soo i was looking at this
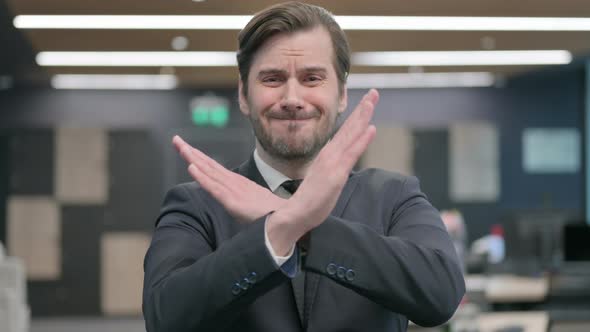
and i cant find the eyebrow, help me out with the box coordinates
[256,66,328,78]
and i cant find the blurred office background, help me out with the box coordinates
[0,0,589,331]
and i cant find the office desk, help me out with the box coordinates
[466,274,549,303]
[478,311,549,332]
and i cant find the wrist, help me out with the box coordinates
[266,209,306,256]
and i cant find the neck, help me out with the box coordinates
[256,141,314,180]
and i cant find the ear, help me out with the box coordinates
[337,85,348,114]
[238,79,250,116]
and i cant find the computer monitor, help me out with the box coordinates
[563,223,590,262]
[501,210,573,274]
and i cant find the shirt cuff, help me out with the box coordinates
[264,214,295,266]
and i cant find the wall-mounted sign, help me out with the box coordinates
[189,94,229,127]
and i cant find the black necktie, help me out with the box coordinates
[280,179,309,251]
[280,179,308,326]
[281,179,302,195]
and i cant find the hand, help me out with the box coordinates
[267,89,379,252]
[173,136,287,223]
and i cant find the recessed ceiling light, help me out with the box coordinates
[13,15,590,31]
[50,74,178,90]
[480,36,496,50]
[171,36,189,51]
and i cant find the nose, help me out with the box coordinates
[279,79,304,112]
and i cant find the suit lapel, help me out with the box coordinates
[236,154,270,190]
[331,172,360,219]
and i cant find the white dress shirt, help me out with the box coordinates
[253,149,296,266]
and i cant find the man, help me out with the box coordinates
[142,2,465,331]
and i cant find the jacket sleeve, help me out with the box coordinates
[304,175,465,327]
[142,183,293,332]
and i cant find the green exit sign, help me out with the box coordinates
[190,95,230,127]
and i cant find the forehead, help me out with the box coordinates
[250,26,335,71]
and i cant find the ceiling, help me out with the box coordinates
[5,0,590,88]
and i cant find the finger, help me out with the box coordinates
[331,91,376,151]
[365,88,379,106]
[188,163,233,205]
[343,89,377,145]
[189,148,250,193]
[328,93,369,149]
[174,139,237,200]
[337,91,371,134]
[173,135,201,165]
[174,135,243,185]
[174,136,244,193]
[341,89,377,136]
[172,135,193,158]
[342,125,377,167]
[173,136,215,170]
[173,136,208,166]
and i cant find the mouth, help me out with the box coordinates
[270,117,316,128]
[269,114,316,121]
[266,108,320,121]
[272,117,313,122]
[268,117,315,133]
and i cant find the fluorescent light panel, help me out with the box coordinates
[36,50,572,67]
[37,52,237,67]
[338,16,590,31]
[347,72,495,89]
[14,15,251,30]
[14,15,590,31]
[353,50,572,66]
[51,74,178,90]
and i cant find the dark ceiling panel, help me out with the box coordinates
[0,0,42,81]
[22,29,590,54]
[8,0,590,16]
[5,0,590,87]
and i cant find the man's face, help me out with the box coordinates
[239,26,347,162]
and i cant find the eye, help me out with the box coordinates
[261,76,284,86]
[303,75,324,86]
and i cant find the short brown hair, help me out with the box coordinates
[237,1,350,96]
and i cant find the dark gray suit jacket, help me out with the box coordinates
[143,156,465,332]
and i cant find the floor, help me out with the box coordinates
[31,317,146,332]
[29,317,590,332]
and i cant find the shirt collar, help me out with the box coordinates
[253,149,291,192]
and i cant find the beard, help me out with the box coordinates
[248,109,339,163]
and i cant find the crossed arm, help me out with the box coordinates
[143,89,465,331]
[173,89,380,255]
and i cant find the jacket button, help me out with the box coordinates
[336,266,346,279]
[345,269,356,282]
[231,283,241,295]
[326,263,337,276]
[247,272,258,284]
[239,278,250,290]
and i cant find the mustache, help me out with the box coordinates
[267,110,320,120]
